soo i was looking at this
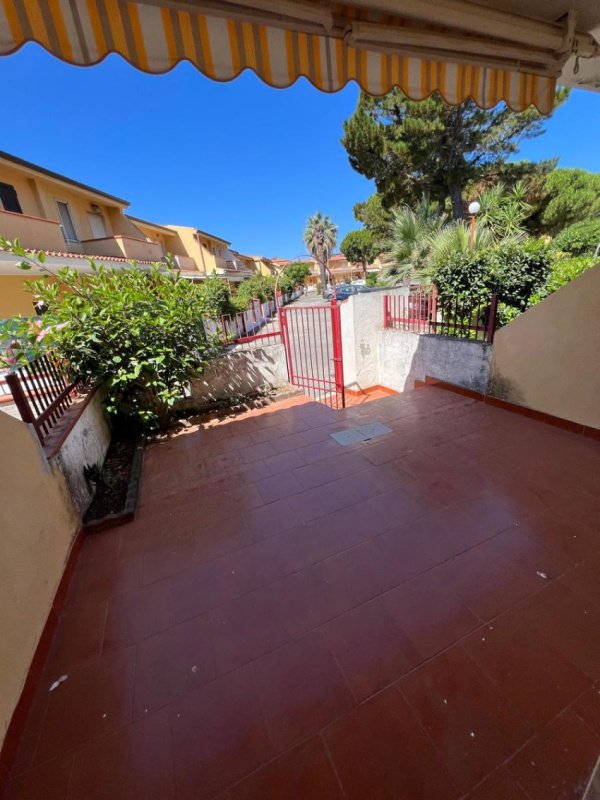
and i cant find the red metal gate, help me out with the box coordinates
[279,301,345,409]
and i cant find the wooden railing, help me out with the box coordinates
[5,354,78,445]
[384,286,499,343]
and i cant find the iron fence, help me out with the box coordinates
[384,287,498,343]
[5,354,78,444]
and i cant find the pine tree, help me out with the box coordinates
[341,89,567,219]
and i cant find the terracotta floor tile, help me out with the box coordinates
[169,555,248,624]
[464,769,529,800]
[520,582,600,680]
[292,451,371,490]
[322,595,421,701]
[67,708,173,800]
[439,528,552,621]
[277,541,396,638]
[103,580,174,651]
[4,754,73,800]
[572,682,600,735]
[507,711,600,800]
[383,569,480,660]
[210,585,291,675]
[255,471,303,504]
[230,737,343,800]
[171,665,272,800]
[285,472,382,524]
[252,631,353,752]
[324,688,459,800]
[7,387,600,799]
[399,647,532,794]
[462,612,591,728]
[45,596,107,674]
[134,614,214,716]
[35,648,137,765]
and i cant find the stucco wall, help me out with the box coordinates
[341,289,409,391]
[180,342,289,408]
[490,264,600,429]
[0,275,40,317]
[0,412,80,749]
[378,329,493,394]
[53,391,111,514]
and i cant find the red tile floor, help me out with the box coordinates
[5,385,600,799]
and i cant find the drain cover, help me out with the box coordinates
[330,422,392,446]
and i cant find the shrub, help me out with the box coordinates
[197,272,234,317]
[365,272,379,286]
[485,239,553,311]
[551,219,600,256]
[234,275,276,308]
[432,238,552,316]
[530,254,597,304]
[0,244,214,432]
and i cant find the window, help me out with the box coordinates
[57,201,79,243]
[0,182,22,214]
[87,211,107,239]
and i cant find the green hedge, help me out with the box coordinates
[551,219,600,256]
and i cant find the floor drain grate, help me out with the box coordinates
[330,422,392,446]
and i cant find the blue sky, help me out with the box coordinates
[1,44,599,257]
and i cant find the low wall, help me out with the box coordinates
[341,289,408,391]
[0,412,80,751]
[52,391,111,514]
[490,264,600,429]
[378,329,493,394]
[182,342,289,408]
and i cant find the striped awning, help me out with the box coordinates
[1,0,594,113]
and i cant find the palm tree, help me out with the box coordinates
[303,212,338,295]
[379,200,446,286]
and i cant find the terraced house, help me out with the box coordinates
[0,151,262,318]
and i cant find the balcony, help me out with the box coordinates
[79,235,164,262]
[0,209,65,252]
[172,254,197,271]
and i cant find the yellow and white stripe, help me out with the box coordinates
[0,0,557,112]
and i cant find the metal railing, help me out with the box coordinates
[384,286,498,343]
[5,354,78,444]
[203,289,303,350]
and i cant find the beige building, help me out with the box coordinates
[0,151,268,317]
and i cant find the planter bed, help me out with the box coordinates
[83,437,144,533]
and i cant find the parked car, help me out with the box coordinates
[324,284,358,301]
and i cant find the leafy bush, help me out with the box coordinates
[365,272,379,286]
[551,219,600,256]
[0,244,214,432]
[485,239,552,311]
[197,272,234,317]
[279,262,311,294]
[530,255,597,304]
[233,275,276,310]
[433,239,552,314]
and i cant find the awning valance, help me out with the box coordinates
[1,1,597,113]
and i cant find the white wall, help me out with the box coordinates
[53,392,111,514]
[341,289,409,390]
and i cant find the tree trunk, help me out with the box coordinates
[362,258,368,279]
[449,184,464,219]
[318,247,327,297]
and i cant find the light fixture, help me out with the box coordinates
[468,201,481,216]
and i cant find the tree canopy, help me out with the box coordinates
[532,168,600,234]
[340,229,381,276]
[303,212,337,291]
[341,89,567,219]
